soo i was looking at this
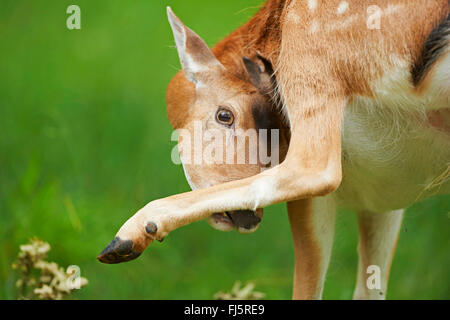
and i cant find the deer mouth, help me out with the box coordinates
[207,209,262,234]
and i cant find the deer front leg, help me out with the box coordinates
[97,91,344,264]
[353,209,404,300]
[98,6,346,264]
[288,197,335,300]
[98,98,345,262]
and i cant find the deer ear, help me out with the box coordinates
[167,7,224,85]
[242,55,275,95]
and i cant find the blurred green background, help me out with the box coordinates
[0,0,448,300]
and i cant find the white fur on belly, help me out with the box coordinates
[336,57,450,212]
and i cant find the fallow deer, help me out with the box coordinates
[98,0,450,299]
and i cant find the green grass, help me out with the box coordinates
[0,0,449,299]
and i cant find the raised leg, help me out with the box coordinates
[98,7,346,264]
[287,196,335,299]
[353,209,404,300]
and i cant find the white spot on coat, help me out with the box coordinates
[337,1,349,15]
[310,19,320,33]
[307,0,318,12]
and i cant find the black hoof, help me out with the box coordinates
[97,237,142,264]
[145,221,158,235]
[228,210,261,230]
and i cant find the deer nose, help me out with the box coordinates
[97,237,142,264]
[227,209,262,233]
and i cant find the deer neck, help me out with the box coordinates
[212,0,286,80]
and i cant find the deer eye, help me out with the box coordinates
[216,108,234,126]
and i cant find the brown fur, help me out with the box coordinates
[167,1,448,126]
[162,0,448,299]
[99,1,449,300]
[287,199,322,300]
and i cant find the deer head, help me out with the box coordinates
[165,7,289,234]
